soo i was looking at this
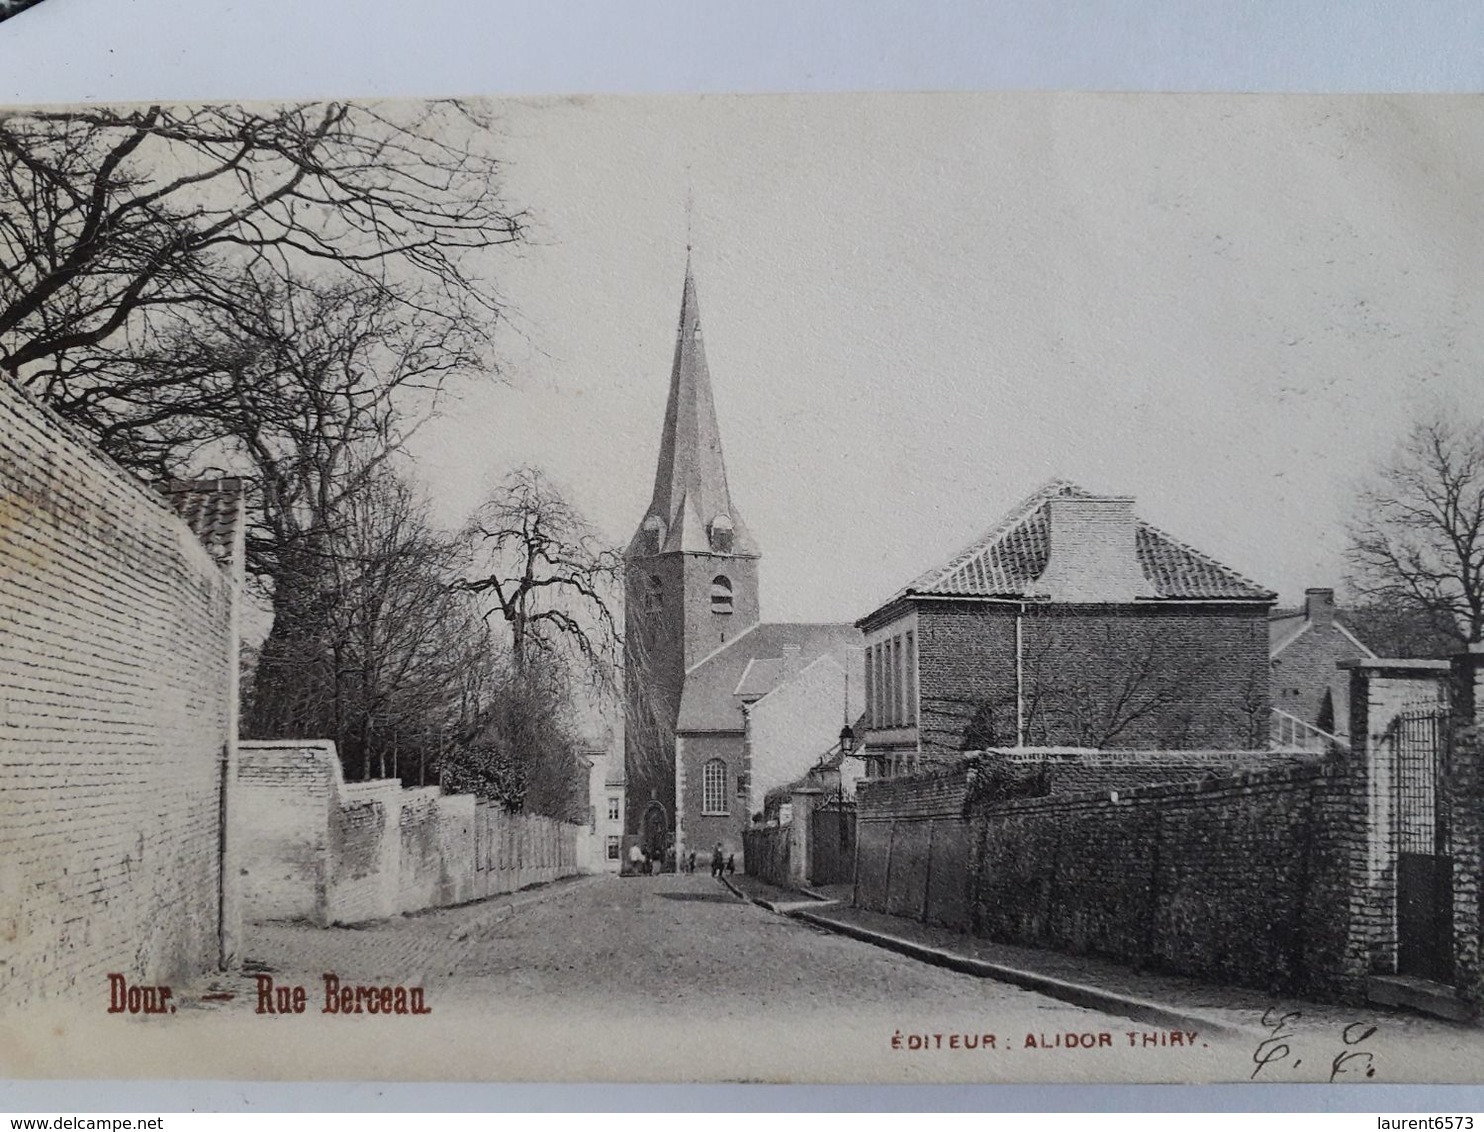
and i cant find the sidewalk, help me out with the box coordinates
[721,872,1472,1041]
[176,872,607,1015]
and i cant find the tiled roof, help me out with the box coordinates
[160,477,246,570]
[898,479,1272,603]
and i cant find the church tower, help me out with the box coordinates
[623,261,761,850]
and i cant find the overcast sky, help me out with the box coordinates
[406,92,1484,623]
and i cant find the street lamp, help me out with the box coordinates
[838,723,856,756]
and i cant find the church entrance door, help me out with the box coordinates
[641,802,669,862]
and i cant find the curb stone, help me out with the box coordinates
[720,873,834,913]
[772,901,1253,1039]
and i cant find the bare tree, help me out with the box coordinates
[246,467,491,782]
[620,583,685,802]
[440,467,623,819]
[134,273,489,735]
[1348,415,1484,646]
[1,99,523,439]
[460,466,623,682]
[1017,619,1212,749]
[1344,600,1461,659]
[135,272,474,579]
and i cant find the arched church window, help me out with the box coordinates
[642,514,666,554]
[703,758,729,815]
[709,514,734,553]
[644,574,663,613]
[710,575,733,615]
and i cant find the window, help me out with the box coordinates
[865,644,875,729]
[607,796,620,822]
[644,573,663,612]
[710,514,734,553]
[866,646,878,726]
[899,635,910,725]
[905,631,917,725]
[703,758,729,814]
[736,773,749,799]
[886,637,898,727]
[606,836,620,861]
[711,575,733,614]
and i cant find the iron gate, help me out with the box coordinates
[1390,704,1453,982]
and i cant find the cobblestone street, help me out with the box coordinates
[38,870,1477,1086]
[228,872,1120,1021]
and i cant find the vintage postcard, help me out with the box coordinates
[3,90,1484,1087]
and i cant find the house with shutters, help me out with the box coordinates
[622,260,860,866]
[855,479,1277,772]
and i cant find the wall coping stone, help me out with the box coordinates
[976,758,1334,817]
[1338,658,1451,672]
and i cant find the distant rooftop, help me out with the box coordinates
[160,477,246,570]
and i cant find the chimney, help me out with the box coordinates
[1033,496,1151,602]
[1305,587,1336,628]
[781,644,803,681]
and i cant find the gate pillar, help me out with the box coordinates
[1340,658,1452,983]
[1448,646,1484,1002]
[788,787,823,889]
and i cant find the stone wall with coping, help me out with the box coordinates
[238,741,582,925]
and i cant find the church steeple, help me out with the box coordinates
[629,261,759,559]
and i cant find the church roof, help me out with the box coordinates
[884,478,1273,607]
[628,261,758,559]
[734,657,785,700]
[677,622,861,734]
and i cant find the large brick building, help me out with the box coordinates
[622,263,858,865]
[856,480,1277,770]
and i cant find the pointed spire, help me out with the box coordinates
[629,261,758,558]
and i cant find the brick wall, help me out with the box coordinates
[914,602,1269,760]
[239,741,582,925]
[965,761,1356,998]
[915,605,1017,757]
[0,378,233,1004]
[853,752,1360,998]
[1449,651,1484,1003]
[677,731,746,863]
[237,742,334,920]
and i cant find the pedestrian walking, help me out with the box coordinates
[627,841,642,876]
[726,853,735,875]
[687,850,696,874]
[710,842,724,878]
